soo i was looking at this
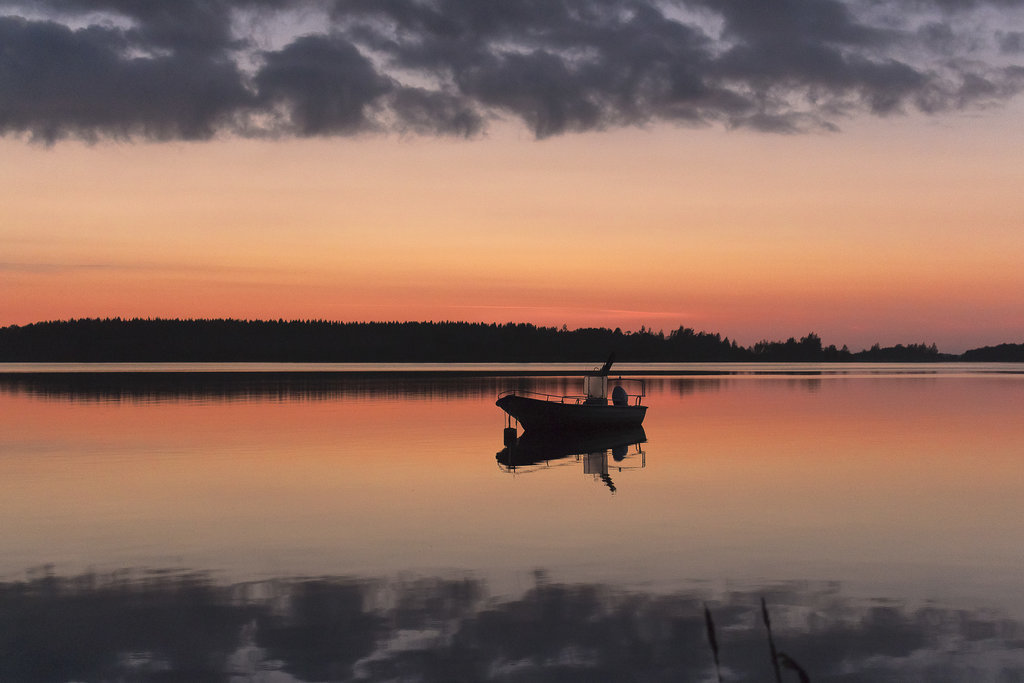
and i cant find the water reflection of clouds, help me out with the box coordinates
[3,569,1023,683]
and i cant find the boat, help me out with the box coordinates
[496,354,647,432]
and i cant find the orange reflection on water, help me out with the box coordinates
[640,376,1024,581]
[0,387,507,577]
[2,374,1023,600]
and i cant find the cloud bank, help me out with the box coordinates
[1,0,1023,142]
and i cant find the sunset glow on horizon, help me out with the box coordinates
[2,1,1024,353]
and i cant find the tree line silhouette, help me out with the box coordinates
[0,318,1014,362]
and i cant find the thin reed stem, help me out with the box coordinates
[762,597,783,683]
[704,604,723,683]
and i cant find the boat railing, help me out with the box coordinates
[497,389,590,405]
[498,378,646,406]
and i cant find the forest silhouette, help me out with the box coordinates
[0,318,1016,362]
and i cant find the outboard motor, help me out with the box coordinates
[611,385,628,406]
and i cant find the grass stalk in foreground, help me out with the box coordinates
[703,598,812,682]
[704,603,723,683]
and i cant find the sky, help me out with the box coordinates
[1,0,1023,353]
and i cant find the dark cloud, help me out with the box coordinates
[32,0,285,51]
[919,21,958,53]
[910,0,1024,11]
[1000,30,1024,52]
[387,86,485,136]
[0,16,253,142]
[0,0,1022,142]
[710,0,890,46]
[254,33,391,135]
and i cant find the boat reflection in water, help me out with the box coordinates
[496,426,647,492]
[494,356,648,491]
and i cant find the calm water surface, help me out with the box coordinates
[2,364,1024,682]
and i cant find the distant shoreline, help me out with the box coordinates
[1,318,1022,363]
[3,362,1024,377]
[6,362,1024,374]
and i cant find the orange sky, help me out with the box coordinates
[3,0,1024,354]
[2,105,1023,353]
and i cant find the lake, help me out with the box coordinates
[2,363,1023,682]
